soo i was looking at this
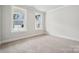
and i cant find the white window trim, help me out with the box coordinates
[35,12,43,30]
[11,6,27,33]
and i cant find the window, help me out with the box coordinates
[35,12,43,30]
[11,6,27,32]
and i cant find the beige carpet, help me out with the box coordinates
[0,35,79,53]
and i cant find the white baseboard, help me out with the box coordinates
[1,32,46,44]
[48,33,79,42]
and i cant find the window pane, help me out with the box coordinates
[12,6,27,32]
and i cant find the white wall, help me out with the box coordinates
[2,5,45,43]
[46,6,79,41]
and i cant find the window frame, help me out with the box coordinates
[11,6,27,33]
[35,12,43,30]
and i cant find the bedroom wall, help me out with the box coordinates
[46,6,79,41]
[2,5,45,43]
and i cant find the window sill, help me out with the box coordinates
[11,28,26,33]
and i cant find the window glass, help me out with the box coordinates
[35,12,43,30]
[11,6,27,32]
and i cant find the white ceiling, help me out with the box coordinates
[30,5,63,12]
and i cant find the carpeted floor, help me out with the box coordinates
[0,35,79,53]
